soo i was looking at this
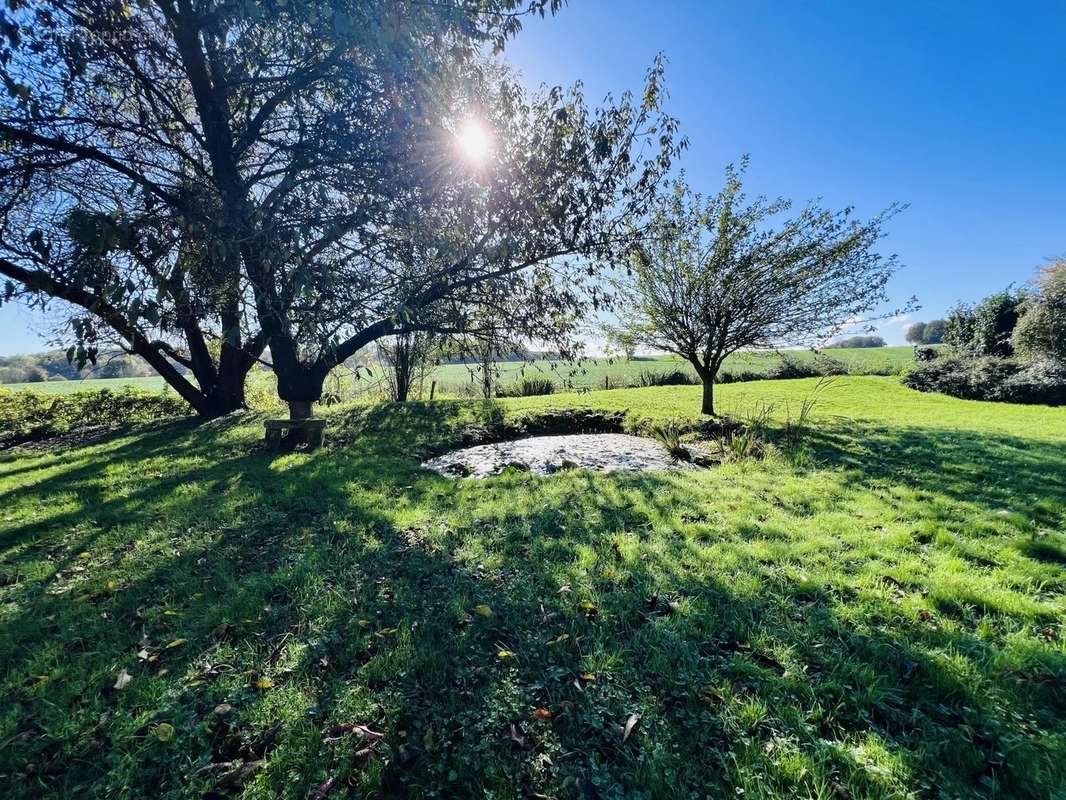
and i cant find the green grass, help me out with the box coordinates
[424,346,920,394]
[5,346,920,396]
[1,377,1064,798]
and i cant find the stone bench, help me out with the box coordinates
[264,418,326,450]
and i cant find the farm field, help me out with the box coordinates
[1,376,1063,798]
[4,345,922,396]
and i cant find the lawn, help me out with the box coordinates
[1,377,1063,798]
[4,346,921,396]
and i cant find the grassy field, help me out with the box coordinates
[1,377,1064,798]
[4,345,920,396]
[3,375,170,394]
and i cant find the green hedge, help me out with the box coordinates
[0,387,191,446]
[901,356,1066,405]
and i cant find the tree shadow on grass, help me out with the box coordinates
[0,406,1064,798]
[806,422,1066,526]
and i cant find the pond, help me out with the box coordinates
[423,433,698,478]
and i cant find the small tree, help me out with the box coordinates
[379,332,437,402]
[1014,260,1066,364]
[972,290,1023,357]
[943,303,977,353]
[616,163,905,415]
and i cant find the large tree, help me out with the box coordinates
[250,59,682,417]
[615,162,906,415]
[0,0,565,416]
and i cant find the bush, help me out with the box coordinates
[764,353,849,380]
[635,369,697,387]
[944,291,1023,357]
[1003,361,1066,405]
[1013,260,1066,364]
[913,346,939,362]
[501,376,557,397]
[765,354,821,380]
[901,356,1066,405]
[0,387,191,446]
[715,369,765,384]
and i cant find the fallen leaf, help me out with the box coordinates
[356,619,371,628]
[497,649,516,660]
[579,602,598,616]
[622,713,641,742]
[533,707,553,720]
[113,668,132,691]
[213,703,232,716]
[473,604,493,617]
[153,722,175,742]
[165,638,186,649]
[579,672,596,682]
[255,677,274,690]
[546,633,569,647]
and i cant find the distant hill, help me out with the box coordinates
[0,349,160,384]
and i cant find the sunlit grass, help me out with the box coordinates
[0,377,1063,798]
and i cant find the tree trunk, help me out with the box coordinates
[701,378,715,416]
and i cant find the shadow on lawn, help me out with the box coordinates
[806,421,1066,527]
[0,407,1064,798]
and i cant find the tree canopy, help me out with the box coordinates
[944,290,1023,358]
[0,0,598,416]
[905,319,945,345]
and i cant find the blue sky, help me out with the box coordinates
[1,0,1063,354]
[504,0,1066,343]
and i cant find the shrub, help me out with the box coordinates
[945,291,1024,357]
[502,376,557,397]
[0,387,191,446]
[763,353,847,380]
[245,371,285,412]
[901,356,1066,405]
[715,369,765,384]
[766,354,820,380]
[1003,361,1066,405]
[913,345,939,362]
[635,368,697,387]
[1013,260,1066,365]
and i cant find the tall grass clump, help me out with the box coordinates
[501,376,557,397]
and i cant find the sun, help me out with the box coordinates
[455,118,492,164]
